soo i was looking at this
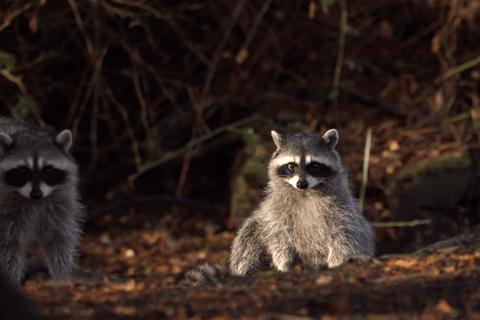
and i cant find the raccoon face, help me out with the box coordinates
[276,159,334,189]
[3,161,67,200]
[0,130,73,200]
[270,130,340,190]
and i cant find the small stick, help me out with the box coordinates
[371,219,433,228]
[359,127,372,211]
[128,114,262,183]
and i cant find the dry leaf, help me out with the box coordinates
[435,299,454,314]
[390,258,416,268]
[431,33,441,53]
[29,15,38,33]
[235,48,249,65]
[309,1,316,19]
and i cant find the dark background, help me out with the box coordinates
[1,0,480,317]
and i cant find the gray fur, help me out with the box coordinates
[0,133,14,155]
[0,119,83,284]
[229,130,375,275]
[178,263,229,286]
[54,130,73,152]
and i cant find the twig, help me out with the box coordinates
[109,0,210,65]
[0,69,26,94]
[103,82,143,170]
[128,114,262,183]
[341,83,411,115]
[131,59,154,155]
[331,2,348,120]
[434,54,480,86]
[201,0,247,101]
[63,71,89,128]
[90,0,102,168]
[0,1,35,33]
[359,127,372,211]
[415,53,480,104]
[67,0,94,58]
[119,42,177,102]
[84,195,218,230]
[71,46,108,140]
[235,0,273,64]
[176,86,200,197]
[371,219,433,228]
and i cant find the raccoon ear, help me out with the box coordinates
[55,130,73,152]
[0,133,14,155]
[271,131,284,148]
[322,129,339,149]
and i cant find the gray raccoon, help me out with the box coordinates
[178,263,229,286]
[0,119,83,284]
[180,130,375,285]
[229,129,375,276]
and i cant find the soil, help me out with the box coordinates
[20,226,480,320]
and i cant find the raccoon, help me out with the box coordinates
[180,129,375,285]
[0,270,49,320]
[0,119,83,284]
[178,262,229,287]
[229,129,375,275]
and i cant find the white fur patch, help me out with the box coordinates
[17,182,33,198]
[305,154,312,164]
[0,159,27,171]
[273,155,298,166]
[37,157,45,169]
[26,157,34,169]
[39,182,53,198]
[286,176,299,188]
[44,158,76,171]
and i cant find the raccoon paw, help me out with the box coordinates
[178,263,229,286]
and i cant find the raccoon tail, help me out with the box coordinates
[178,262,229,286]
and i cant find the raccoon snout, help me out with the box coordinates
[30,189,43,200]
[296,179,308,189]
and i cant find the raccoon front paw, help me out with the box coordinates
[230,260,254,276]
[45,251,75,276]
[274,260,292,272]
[278,264,292,272]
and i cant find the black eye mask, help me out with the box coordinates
[40,166,66,186]
[3,165,67,188]
[305,162,333,178]
[4,166,32,187]
[277,162,297,178]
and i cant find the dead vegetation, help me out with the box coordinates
[1,0,480,318]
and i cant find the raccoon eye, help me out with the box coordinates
[4,166,31,187]
[310,163,319,170]
[287,163,296,171]
[43,168,52,175]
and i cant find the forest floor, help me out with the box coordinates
[20,226,480,320]
[19,112,480,320]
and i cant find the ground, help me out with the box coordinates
[20,226,480,319]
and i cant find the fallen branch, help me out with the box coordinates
[84,195,218,230]
[371,218,433,228]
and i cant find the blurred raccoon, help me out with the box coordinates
[0,270,49,320]
[0,119,83,284]
[181,129,375,284]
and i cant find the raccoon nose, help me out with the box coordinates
[296,180,308,189]
[30,189,43,200]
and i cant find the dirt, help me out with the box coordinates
[20,225,480,320]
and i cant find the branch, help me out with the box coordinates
[128,114,262,183]
[371,219,433,228]
[84,195,218,230]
